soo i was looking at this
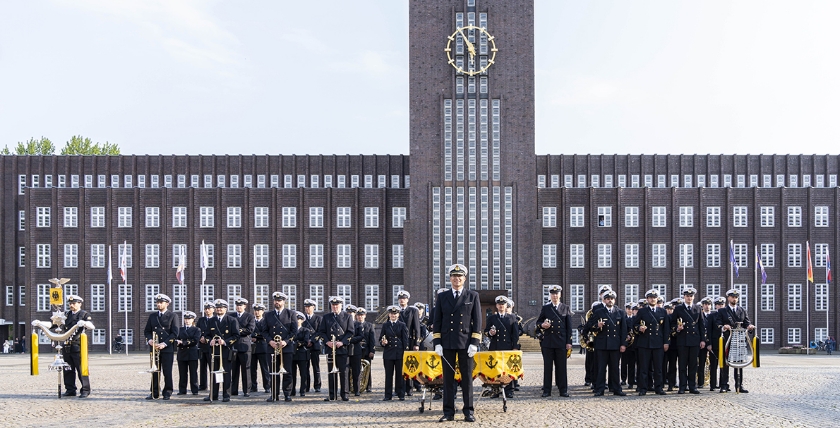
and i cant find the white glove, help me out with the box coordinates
[435,344,443,356]
[83,321,95,330]
[468,344,478,357]
[76,320,87,329]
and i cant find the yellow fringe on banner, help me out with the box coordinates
[80,332,89,377]
[718,336,724,369]
[30,332,39,376]
[752,336,760,368]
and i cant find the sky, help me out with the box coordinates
[1,0,838,156]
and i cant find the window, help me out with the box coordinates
[761,284,775,311]
[604,175,613,188]
[624,206,638,227]
[227,207,241,228]
[6,286,12,306]
[172,284,186,312]
[64,244,78,268]
[759,206,774,227]
[84,175,93,188]
[542,245,557,268]
[255,207,269,228]
[309,244,324,268]
[542,207,557,228]
[201,284,215,305]
[815,328,828,343]
[597,207,611,227]
[172,244,186,268]
[788,206,802,227]
[256,175,265,188]
[91,207,105,228]
[201,175,211,188]
[364,207,379,228]
[279,207,296,228]
[337,245,352,268]
[706,284,721,299]
[652,244,666,268]
[145,244,159,268]
[392,244,404,268]
[575,175,585,188]
[625,244,639,268]
[230,175,239,188]
[679,244,693,268]
[815,206,829,227]
[337,207,351,228]
[570,284,584,312]
[199,207,214,228]
[677,206,693,227]
[36,207,50,228]
[337,175,346,188]
[36,284,50,312]
[788,284,802,310]
[282,175,292,188]
[733,244,748,269]
[569,207,584,227]
[71,175,79,188]
[304,207,323,228]
[337,284,352,306]
[36,244,50,268]
[91,244,105,268]
[309,285,324,312]
[150,175,158,188]
[282,285,297,310]
[19,247,25,267]
[817,174,825,188]
[391,175,400,188]
[364,245,379,269]
[217,175,226,188]
[760,244,775,267]
[652,284,667,301]
[227,244,242,268]
[392,207,406,228]
[723,174,732,187]
[789,175,798,188]
[651,207,666,227]
[706,207,720,227]
[788,328,801,344]
[816,283,828,311]
[118,329,134,345]
[227,285,242,306]
[91,284,105,312]
[98,175,106,188]
[18,210,24,231]
[788,244,802,267]
[660,175,668,188]
[564,175,573,188]
[736,175,745,188]
[569,244,584,268]
[254,244,269,268]
[733,284,748,310]
[812,243,828,268]
[114,206,132,228]
[733,206,748,227]
[324,175,332,188]
[253,284,268,307]
[177,175,186,188]
[617,175,626,188]
[145,284,160,311]
[644,175,652,188]
[172,207,187,228]
[700,175,709,187]
[361,284,379,312]
[64,207,77,228]
[597,244,611,268]
[282,244,297,268]
[203,244,215,268]
[537,175,546,188]
[145,207,159,228]
[832,175,838,187]
[709,175,718,188]
[624,284,639,305]
[761,328,774,344]
[684,175,693,188]
[163,175,173,188]
[776,174,785,187]
[352,175,361,188]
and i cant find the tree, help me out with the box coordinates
[60,135,120,155]
[4,137,56,155]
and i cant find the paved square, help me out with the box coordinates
[1,352,836,427]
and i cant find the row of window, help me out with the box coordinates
[538,173,840,189]
[541,243,831,269]
[542,206,830,228]
[17,174,411,195]
[26,283,412,314]
[24,243,405,270]
[22,206,407,230]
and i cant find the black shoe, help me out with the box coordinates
[162,395,171,400]
[514,387,520,391]
[300,392,305,397]
[285,396,292,402]
[464,415,476,423]
[199,387,207,391]
[655,389,666,395]
[341,396,349,401]
[594,391,604,396]
[689,389,700,394]
[355,392,360,396]
[638,391,647,396]
[439,415,455,422]
[614,391,626,396]
[584,382,591,387]
[64,391,77,397]
[243,393,250,398]
[79,392,89,398]
[192,392,198,395]
[266,397,276,402]
[560,391,570,397]
[710,387,716,392]
[203,396,213,401]
[738,388,749,393]
[382,397,392,401]
[324,397,333,401]
[398,396,405,401]
[145,395,154,400]
[433,393,442,400]
[667,386,674,392]
[222,397,230,402]
[249,387,257,393]
[406,391,413,396]
[677,389,685,394]
[506,393,514,399]
[176,392,187,396]
[621,381,626,386]
[720,388,728,393]
[314,388,321,392]
[365,389,372,393]
[541,392,551,397]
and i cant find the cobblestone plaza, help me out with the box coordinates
[2,352,837,427]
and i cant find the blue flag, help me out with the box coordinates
[729,241,739,278]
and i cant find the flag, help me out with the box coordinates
[200,240,209,283]
[807,241,814,283]
[176,253,185,285]
[827,246,832,284]
[756,252,767,285]
[729,240,739,278]
[107,245,113,287]
[119,241,127,282]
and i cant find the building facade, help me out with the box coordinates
[2,0,838,350]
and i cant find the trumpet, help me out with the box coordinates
[142,332,162,399]
[208,335,225,402]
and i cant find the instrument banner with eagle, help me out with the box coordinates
[471,350,523,385]
[402,351,461,384]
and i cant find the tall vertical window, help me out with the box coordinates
[733,206,748,227]
[597,207,611,227]
[337,245,352,268]
[36,207,50,227]
[392,244,404,268]
[706,284,721,299]
[282,207,297,228]
[542,207,557,227]
[337,284,352,306]
[309,285,324,312]
[255,207,269,228]
[282,285,297,310]
[217,175,226,188]
[760,244,775,267]
[679,207,693,227]
[542,245,557,268]
[201,284,215,305]
[227,207,241,228]
[204,244,215,268]
[309,244,324,268]
[64,244,78,268]
[177,175,186,188]
[570,244,585,268]
[227,285,242,306]
[651,207,666,227]
[91,207,105,228]
[227,244,241,268]
[337,207,351,228]
[570,284,584,312]
[18,210,25,230]
[597,244,611,268]
[761,284,775,311]
[257,175,266,188]
[706,207,720,227]
[364,285,379,312]
[564,175,573,188]
[815,206,829,227]
[364,207,379,228]
[815,243,828,267]
[91,244,105,268]
[172,244,186,268]
[254,284,268,307]
[815,283,828,311]
[173,284,186,312]
[625,244,639,268]
[310,207,324,228]
[788,244,802,267]
[145,284,160,311]
[723,174,732,187]
[679,244,693,268]
[19,247,25,267]
[652,284,667,301]
[788,206,801,227]
[200,207,214,228]
[760,206,774,227]
[788,284,802,310]
[145,244,159,268]
[733,244,748,269]
[63,207,78,228]
[364,245,379,269]
[36,244,51,268]
[733,284,748,309]
[117,207,132,228]
[5,286,12,306]
[172,207,187,228]
[569,207,584,227]
[254,245,269,268]
[230,175,239,188]
[652,244,666,268]
[37,284,50,311]
[145,207,159,228]
[282,244,297,268]
[625,206,639,227]
[91,284,105,312]
[624,284,639,305]
[392,207,406,228]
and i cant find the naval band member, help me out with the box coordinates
[143,293,179,400]
[52,294,95,398]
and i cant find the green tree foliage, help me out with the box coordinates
[4,137,57,155]
[60,135,121,155]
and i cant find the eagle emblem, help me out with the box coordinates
[507,354,522,372]
[405,354,420,372]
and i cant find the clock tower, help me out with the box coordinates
[406,0,539,314]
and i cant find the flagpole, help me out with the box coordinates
[730,239,734,291]
[123,240,129,355]
[807,240,811,355]
[108,245,112,355]
[253,244,257,306]
[827,245,830,344]
[754,245,758,331]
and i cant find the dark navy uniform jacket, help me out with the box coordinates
[379,320,409,360]
[632,306,670,349]
[432,288,482,350]
[144,310,180,354]
[176,326,201,361]
[585,304,628,351]
[536,302,573,349]
[671,303,706,347]
[316,311,355,355]
[263,308,298,354]
[484,313,519,351]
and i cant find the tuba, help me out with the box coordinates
[723,325,755,369]
[359,359,371,392]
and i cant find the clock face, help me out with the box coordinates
[445,25,497,76]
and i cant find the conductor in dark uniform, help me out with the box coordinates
[671,288,706,394]
[585,289,627,396]
[536,285,573,397]
[316,296,355,401]
[716,289,754,393]
[230,297,255,397]
[264,291,298,402]
[379,305,409,401]
[202,299,239,402]
[432,264,482,423]
[143,293,179,400]
[484,295,519,398]
[52,295,94,398]
[175,311,201,395]
[632,289,670,396]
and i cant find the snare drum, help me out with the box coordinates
[403,351,463,384]
[472,350,524,385]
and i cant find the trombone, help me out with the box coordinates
[328,334,340,401]
[208,335,225,402]
[141,332,162,399]
[268,335,287,400]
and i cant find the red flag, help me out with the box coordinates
[807,241,814,283]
